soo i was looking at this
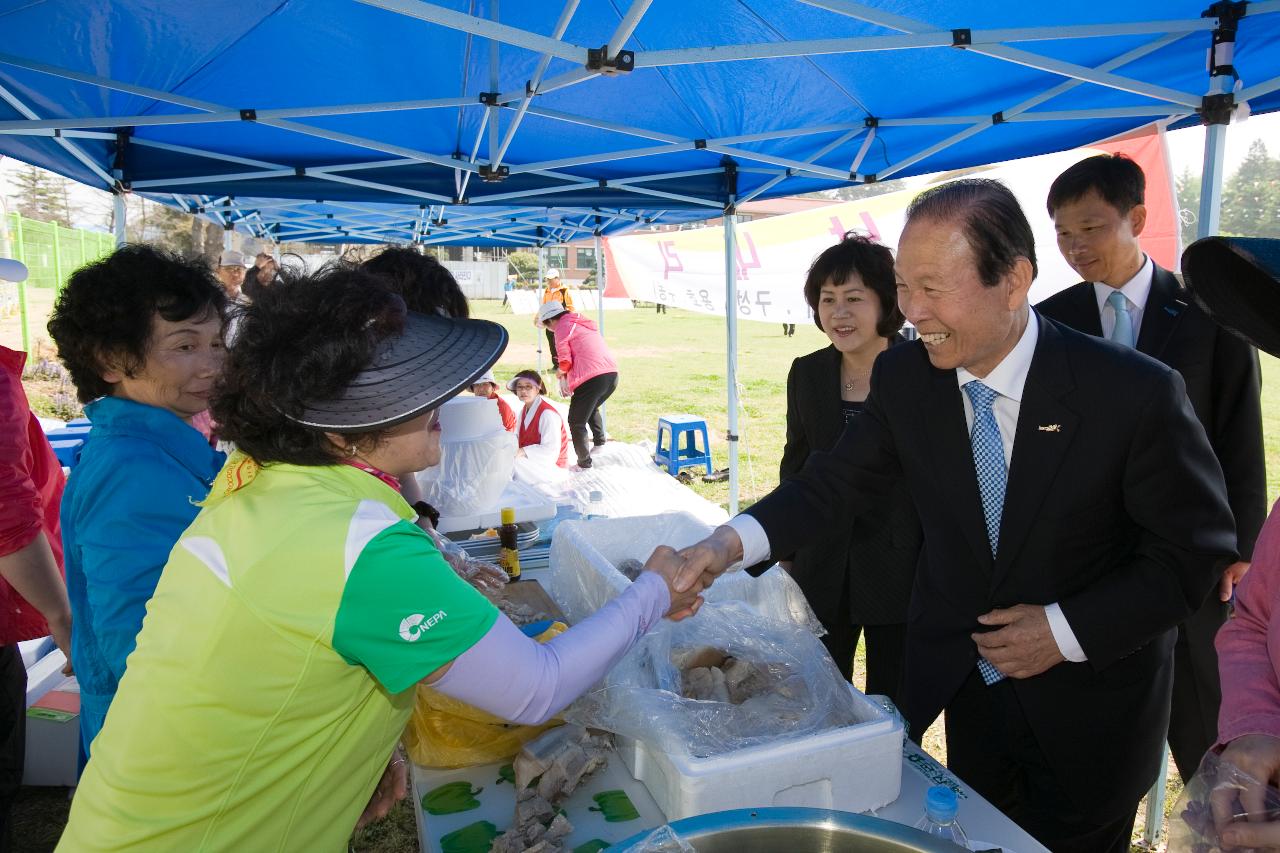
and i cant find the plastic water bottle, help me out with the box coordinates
[913,785,970,848]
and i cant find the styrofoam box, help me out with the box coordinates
[545,511,820,630]
[618,684,904,821]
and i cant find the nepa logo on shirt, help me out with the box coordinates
[399,610,447,642]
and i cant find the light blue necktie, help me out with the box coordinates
[1107,290,1135,348]
[964,380,1008,686]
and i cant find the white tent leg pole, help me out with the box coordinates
[222,226,233,250]
[112,192,126,246]
[536,245,545,374]
[594,231,606,433]
[1196,121,1228,239]
[724,211,739,516]
[1143,744,1171,846]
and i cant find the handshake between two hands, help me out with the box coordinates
[640,526,1066,681]
[639,525,746,621]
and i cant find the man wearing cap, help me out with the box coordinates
[1038,154,1265,783]
[540,269,574,371]
[0,257,73,847]
[215,249,248,301]
[470,370,516,433]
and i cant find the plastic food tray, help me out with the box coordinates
[447,521,540,559]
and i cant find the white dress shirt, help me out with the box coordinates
[729,310,1088,663]
[1092,254,1153,342]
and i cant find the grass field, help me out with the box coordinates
[11,296,1280,851]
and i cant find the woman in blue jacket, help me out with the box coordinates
[48,245,227,763]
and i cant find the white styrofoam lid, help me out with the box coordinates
[437,395,504,442]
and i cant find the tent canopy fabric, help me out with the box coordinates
[156,196,709,246]
[2,0,1278,244]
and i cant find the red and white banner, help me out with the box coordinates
[604,126,1180,324]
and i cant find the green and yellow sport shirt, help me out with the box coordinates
[58,458,497,852]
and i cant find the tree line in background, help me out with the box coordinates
[1176,139,1280,244]
[4,162,342,264]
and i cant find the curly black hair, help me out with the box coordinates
[803,232,903,338]
[47,244,227,403]
[359,246,469,319]
[210,262,407,465]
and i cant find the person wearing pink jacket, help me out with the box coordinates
[537,301,619,469]
[1183,235,1280,850]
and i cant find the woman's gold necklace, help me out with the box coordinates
[843,372,869,392]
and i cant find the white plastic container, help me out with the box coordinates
[433,479,558,534]
[618,684,904,821]
[545,511,822,632]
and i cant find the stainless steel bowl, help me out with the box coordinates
[612,807,970,852]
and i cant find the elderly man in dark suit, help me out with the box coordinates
[672,179,1236,853]
[1037,154,1265,784]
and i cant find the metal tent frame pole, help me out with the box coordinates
[536,244,545,374]
[1197,119,1230,239]
[112,192,127,246]
[594,229,607,433]
[724,209,739,516]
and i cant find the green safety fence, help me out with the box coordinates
[3,213,115,352]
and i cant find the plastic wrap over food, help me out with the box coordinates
[564,602,862,758]
[545,511,824,636]
[417,429,516,516]
[1168,749,1280,852]
[622,825,695,852]
[421,524,508,594]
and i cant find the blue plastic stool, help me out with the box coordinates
[66,417,93,428]
[654,415,713,477]
[49,438,85,469]
[45,426,91,441]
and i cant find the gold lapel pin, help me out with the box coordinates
[1038,424,1061,433]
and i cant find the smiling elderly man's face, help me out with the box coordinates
[894,216,1031,379]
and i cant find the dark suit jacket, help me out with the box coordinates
[780,340,922,625]
[1037,264,1265,560]
[745,315,1236,815]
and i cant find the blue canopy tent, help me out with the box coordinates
[2,0,1279,519]
[3,5,1279,835]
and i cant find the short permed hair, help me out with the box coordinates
[802,232,903,338]
[210,263,406,465]
[360,246,469,319]
[1046,154,1145,217]
[906,179,1038,288]
[47,244,227,403]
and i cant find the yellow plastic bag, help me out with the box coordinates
[403,621,567,768]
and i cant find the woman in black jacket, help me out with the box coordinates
[779,233,922,700]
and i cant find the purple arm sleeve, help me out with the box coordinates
[431,571,670,725]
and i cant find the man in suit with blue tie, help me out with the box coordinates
[671,179,1236,853]
[1037,154,1265,785]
